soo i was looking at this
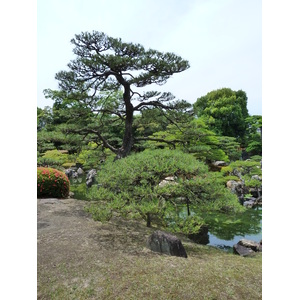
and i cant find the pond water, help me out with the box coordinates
[70,177,262,252]
[178,205,262,252]
[208,210,262,250]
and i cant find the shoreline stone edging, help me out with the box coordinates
[233,239,262,257]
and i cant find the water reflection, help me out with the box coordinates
[178,205,262,248]
[188,225,209,244]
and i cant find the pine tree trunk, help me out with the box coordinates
[146,213,151,227]
[114,78,134,160]
[186,198,191,216]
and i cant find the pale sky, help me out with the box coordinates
[37,0,262,115]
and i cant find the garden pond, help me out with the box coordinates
[70,178,262,252]
[178,205,262,252]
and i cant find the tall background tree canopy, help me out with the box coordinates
[193,88,249,144]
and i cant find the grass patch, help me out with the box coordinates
[38,250,261,300]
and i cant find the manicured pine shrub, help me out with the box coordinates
[37,167,70,198]
[85,149,244,232]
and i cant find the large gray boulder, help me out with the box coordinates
[147,230,187,258]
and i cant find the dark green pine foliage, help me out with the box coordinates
[44,31,190,159]
[85,149,244,233]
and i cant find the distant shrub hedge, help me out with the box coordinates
[37,167,70,198]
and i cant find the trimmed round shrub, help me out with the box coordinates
[37,167,70,198]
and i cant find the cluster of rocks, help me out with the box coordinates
[65,167,85,179]
[65,167,98,188]
[226,176,262,208]
[233,239,262,257]
[211,160,262,208]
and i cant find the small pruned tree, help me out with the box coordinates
[44,31,190,160]
[85,149,243,233]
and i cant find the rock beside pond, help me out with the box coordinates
[77,167,84,175]
[243,196,262,208]
[65,168,74,178]
[243,197,256,208]
[233,239,262,256]
[86,169,97,187]
[226,180,246,200]
[65,167,84,179]
[226,179,262,206]
[147,230,187,258]
[233,244,255,257]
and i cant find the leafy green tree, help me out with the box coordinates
[193,88,249,143]
[245,115,262,156]
[85,149,243,233]
[37,106,53,131]
[217,135,241,161]
[44,31,190,159]
[37,104,85,154]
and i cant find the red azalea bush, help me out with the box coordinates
[37,167,70,198]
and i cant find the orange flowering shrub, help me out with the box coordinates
[37,167,70,198]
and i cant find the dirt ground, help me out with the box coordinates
[37,198,157,299]
[37,198,154,257]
